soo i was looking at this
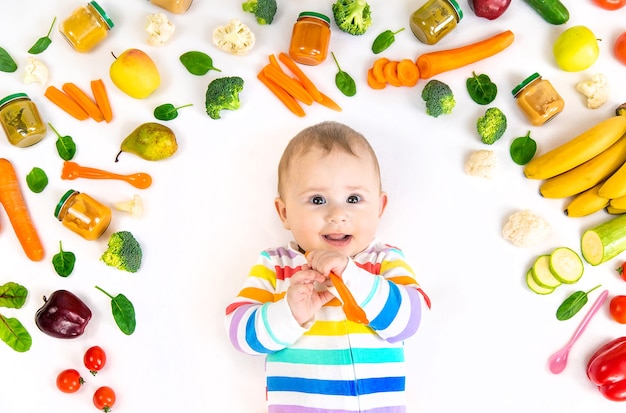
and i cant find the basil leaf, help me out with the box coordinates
[49,123,76,160]
[95,286,136,335]
[371,28,405,54]
[52,241,76,277]
[0,47,17,72]
[0,282,28,309]
[466,72,498,105]
[26,167,48,193]
[510,131,537,165]
[0,314,32,352]
[154,103,193,121]
[28,17,56,54]
[180,51,221,76]
[331,52,356,97]
[556,284,601,321]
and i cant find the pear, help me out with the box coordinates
[115,122,178,162]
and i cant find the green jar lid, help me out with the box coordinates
[89,1,114,29]
[298,11,331,25]
[0,92,28,108]
[55,189,78,219]
[512,72,541,97]
[446,0,463,21]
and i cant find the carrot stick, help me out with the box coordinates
[396,59,420,87]
[262,64,314,105]
[268,53,281,70]
[62,82,104,122]
[371,57,389,84]
[416,30,515,79]
[90,79,113,122]
[0,158,44,261]
[382,60,402,87]
[367,68,387,89]
[257,71,306,117]
[317,92,342,112]
[44,85,89,120]
[277,52,323,102]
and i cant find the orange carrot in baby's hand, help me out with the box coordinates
[0,158,45,261]
[44,85,89,120]
[91,79,113,122]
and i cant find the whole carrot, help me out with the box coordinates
[0,158,45,261]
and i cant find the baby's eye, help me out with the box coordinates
[346,195,361,204]
[311,195,326,205]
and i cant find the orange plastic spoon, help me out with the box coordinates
[61,161,152,189]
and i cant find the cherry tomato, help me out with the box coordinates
[615,32,626,66]
[609,295,626,324]
[592,0,626,9]
[84,345,107,376]
[617,261,626,282]
[93,386,116,412]
[56,368,84,393]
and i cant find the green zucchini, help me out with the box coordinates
[526,269,556,295]
[523,0,570,25]
[549,247,584,284]
[581,214,626,265]
[531,254,562,289]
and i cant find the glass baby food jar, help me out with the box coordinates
[409,0,463,45]
[288,11,331,65]
[512,73,565,126]
[148,0,193,13]
[59,1,114,53]
[55,190,112,241]
[0,93,47,147]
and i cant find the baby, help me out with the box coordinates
[225,121,429,412]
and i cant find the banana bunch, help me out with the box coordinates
[524,114,626,217]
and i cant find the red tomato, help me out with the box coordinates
[84,346,107,376]
[93,386,116,412]
[615,32,626,66]
[56,369,84,393]
[610,295,626,324]
[592,0,626,9]
[617,261,626,281]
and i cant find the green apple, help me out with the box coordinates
[110,48,161,99]
[553,26,599,72]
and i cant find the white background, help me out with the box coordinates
[0,0,625,412]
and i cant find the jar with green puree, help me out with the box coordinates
[0,93,47,147]
[410,0,463,45]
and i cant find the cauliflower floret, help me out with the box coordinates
[502,209,551,247]
[465,149,496,179]
[212,19,255,56]
[145,13,175,46]
[23,57,48,85]
[113,194,143,219]
[576,74,609,109]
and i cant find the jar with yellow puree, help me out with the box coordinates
[55,190,112,241]
[59,1,114,53]
[512,73,564,126]
[148,0,193,13]
[0,93,46,147]
[289,11,331,65]
[410,0,463,45]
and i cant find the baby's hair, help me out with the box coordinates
[277,121,381,196]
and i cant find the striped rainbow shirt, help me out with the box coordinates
[225,241,429,413]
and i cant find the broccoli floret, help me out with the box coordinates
[242,0,277,25]
[205,76,244,120]
[101,231,142,273]
[332,0,372,36]
[421,79,455,117]
[477,107,508,145]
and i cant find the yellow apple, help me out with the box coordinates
[553,26,599,72]
[109,48,160,99]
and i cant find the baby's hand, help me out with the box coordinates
[286,267,334,326]
[306,250,349,278]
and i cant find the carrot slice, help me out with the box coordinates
[90,79,113,122]
[397,59,420,87]
[367,68,387,89]
[383,60,402,87]
[62,82,104,122]
[44,86,89,120]
[277,52,324,102]
[262,64,314,106]
[268,53,281,70]
[416,30,515,79]
[257,71,305,117]
[317,92,342,112]
[0,158,44,261]
[371,57,389,84]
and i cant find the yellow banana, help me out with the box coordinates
[610,194,626,209]
[563,182,610,217]
[539,134,626,198]
[598,160,626,199]
[524,115,626,180]
[606,205,626,215]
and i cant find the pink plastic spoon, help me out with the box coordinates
[547,289,608,374]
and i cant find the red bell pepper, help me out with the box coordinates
[587,336,626,401]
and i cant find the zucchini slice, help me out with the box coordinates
[531,255,562,289]
[526,269,556,295]
[549,247,584,284]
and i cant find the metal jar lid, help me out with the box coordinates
[0,93,29,108]
[512,72,542,97]
[297,11,331,25]
[55,189,79,219]
[89,1,115,29]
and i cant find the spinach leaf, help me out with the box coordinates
[49,123,76,161]
[0,314,32,352]
[556,284,601,321]
[52,241,76,277]
[0,282,28,309]
[179,51,221,76]
[95,286,136,335]
[331,52,356,97]
[466,72,498,105]
[510,131,537,165]
[371,28,405,54]
[154,103,193,121]
[0,47,17,72]
[26,167,48,193]
[28,17,56,54]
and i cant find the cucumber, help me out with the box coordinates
[549,247,584,283]
[526,269,556,295]
[581,214,626,265]
[531,254,562,289]
[523,0,569,25]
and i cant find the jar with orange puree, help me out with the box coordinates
[55,190,112,241]
[512,73,564,126]
[148,0,193,14]
[289,11,331,65]
[410,0,463,45]
[59,1,114,52]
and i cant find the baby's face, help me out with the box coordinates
[275,146,387,257]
